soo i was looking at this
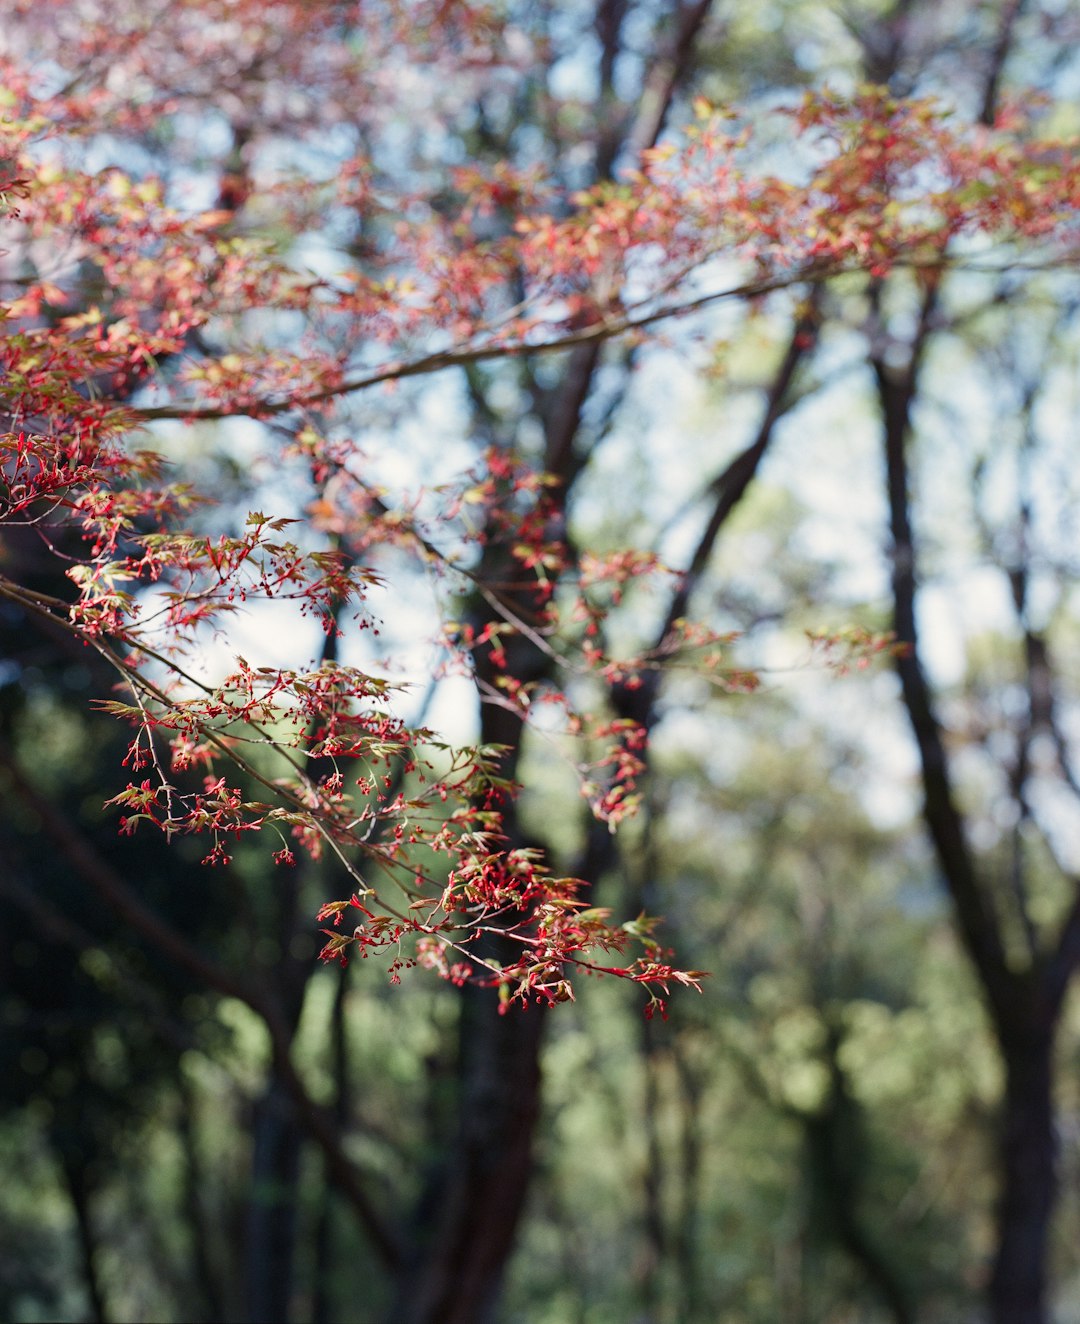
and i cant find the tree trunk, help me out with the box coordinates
[244,1078,303,1324]
[990,1026,1056,1324]
[389,530,553,1324]
[58,1152,109,1324]
[391,980,545,1324]
[802,1033,915,1324]
[176,1072,227,1323]
[242,841,318,1322]
[876,285,1064,1321]
[313,961,351,1324]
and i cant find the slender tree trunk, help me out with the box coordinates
[638,1017,667,1316]
[244,1078,303,1324]
[990,1026,1056,1324]
[879,288,1068,1324]
[391,981,546,1324]
[176,1073,227,1323]
[243,812,322,1322]
[673,1043,704,1321]
[58,1153,109,1324]
[312,961,350,1324]
[801,1034,915,1324]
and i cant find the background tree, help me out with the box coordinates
[2,2,1080,1323]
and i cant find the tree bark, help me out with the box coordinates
[877,283,1066,1324]
[242,863,317,1324]
[990,1028,1056,1324]
[243,1078,303,1324]
[802,1033,915,1324]
[313,961,351,1324]
[392,579,550,1323]
[58,1152,110,1324]
[176,1072,227,1323]
[392,984,545,1324]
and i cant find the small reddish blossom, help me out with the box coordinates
[3,42,1074,1017]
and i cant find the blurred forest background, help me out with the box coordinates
[3,1,1080,1322]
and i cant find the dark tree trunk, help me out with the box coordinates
[802,1037,915,1324]
[391,983,545,1324]
[392,598,549,1324]
[390,8,723,1316]
[176,1073,227,1323]
[878,276,1071,1324]
[243,878,312,1324]
[313,961,351,1324]
[243,1078,303,1324]
[58,1153,109,1324]
[990,1027,1056,1324]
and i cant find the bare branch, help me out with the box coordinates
[874,284,1017,1028]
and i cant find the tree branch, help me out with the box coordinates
[610,289,820,731]
[625,0,718,161]
[131,262,838,425]
[980,0,1028,128]
[874,287,1017,1029]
